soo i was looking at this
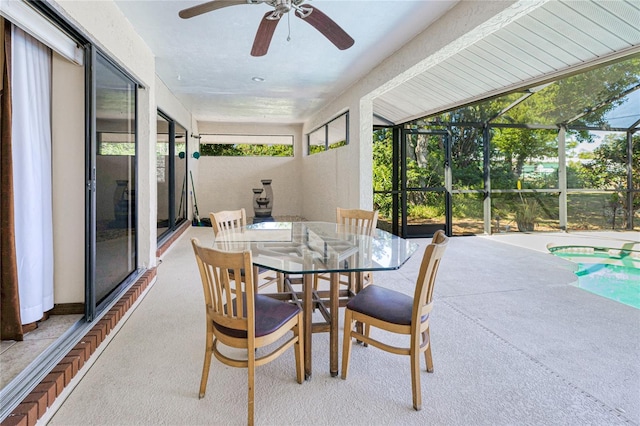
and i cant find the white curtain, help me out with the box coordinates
[11,26,54,324]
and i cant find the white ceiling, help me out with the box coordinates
[113,0,640,127]
[113,0,459,124]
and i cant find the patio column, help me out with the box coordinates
[483,124,491,234]
[627,130,634,230]
[558,126,567,230]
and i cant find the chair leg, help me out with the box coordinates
[294,313,304,384]
[423,329,434,373]
[362,323,370,347]
[277,273,285,293]
[248,342,255,426]
[410,332,422,411]
[199,329,213,398]
[252,266,260,294]
[341,309,354,380]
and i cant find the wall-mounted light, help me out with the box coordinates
[178,151,200,159]
[189,134,201,159]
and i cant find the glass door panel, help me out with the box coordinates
[93,53,137,306]
[156,113,170,238]
[174,123,187,225]
[157,113,187,243]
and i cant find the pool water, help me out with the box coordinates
[574,263,640,309]
[548,245,640,309]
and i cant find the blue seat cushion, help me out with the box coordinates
[346,285,426,325]
[215,294,300,338]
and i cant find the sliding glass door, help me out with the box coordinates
[156,111,187,242]
[87,51,138,319]
[174,123,187,227]
[157,114,171,237]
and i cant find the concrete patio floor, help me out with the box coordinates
[46,228,639,425]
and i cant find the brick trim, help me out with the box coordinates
[156,220,190,258]
[1,269,157,426]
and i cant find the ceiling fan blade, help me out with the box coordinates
[251,13,280,57]
[295,6,354,50]
[179,0,247,19]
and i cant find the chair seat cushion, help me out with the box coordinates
[346,285,426,325]
[215,294,300,338]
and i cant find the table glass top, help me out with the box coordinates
[211,221,419,274]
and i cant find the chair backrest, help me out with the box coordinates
[210,208,247,235]
[413,230,449,320]
[191,237,255,336]
[336,207,378,235]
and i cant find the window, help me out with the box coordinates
[199,134,293,156]
[307,112,349,155]
[157,112,188,241]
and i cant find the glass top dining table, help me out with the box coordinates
[212,221,419,379]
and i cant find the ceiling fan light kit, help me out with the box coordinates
[179,0,354,56]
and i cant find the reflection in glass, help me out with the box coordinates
[308,112,349,154]
[158,116,188,241]
[327,113,348,150]
[175,123,187,225]
[157,114,170,237]
[308,126,325,154]
[95,54,137,304]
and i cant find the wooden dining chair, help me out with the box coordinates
[210,208,283,292]
[191,238,304,426]
[314,207,378,294]
[341,230,449,411]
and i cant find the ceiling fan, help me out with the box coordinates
[179,0,355,56]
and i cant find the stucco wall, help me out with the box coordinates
[195,122,303,220]
[295,93,373,221]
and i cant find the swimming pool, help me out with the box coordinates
[548,245,640,309]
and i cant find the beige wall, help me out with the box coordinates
[195,122,303,219]
[299,104,368,222]
[52,52,85,304]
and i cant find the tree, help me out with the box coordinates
[578,133,638,190]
